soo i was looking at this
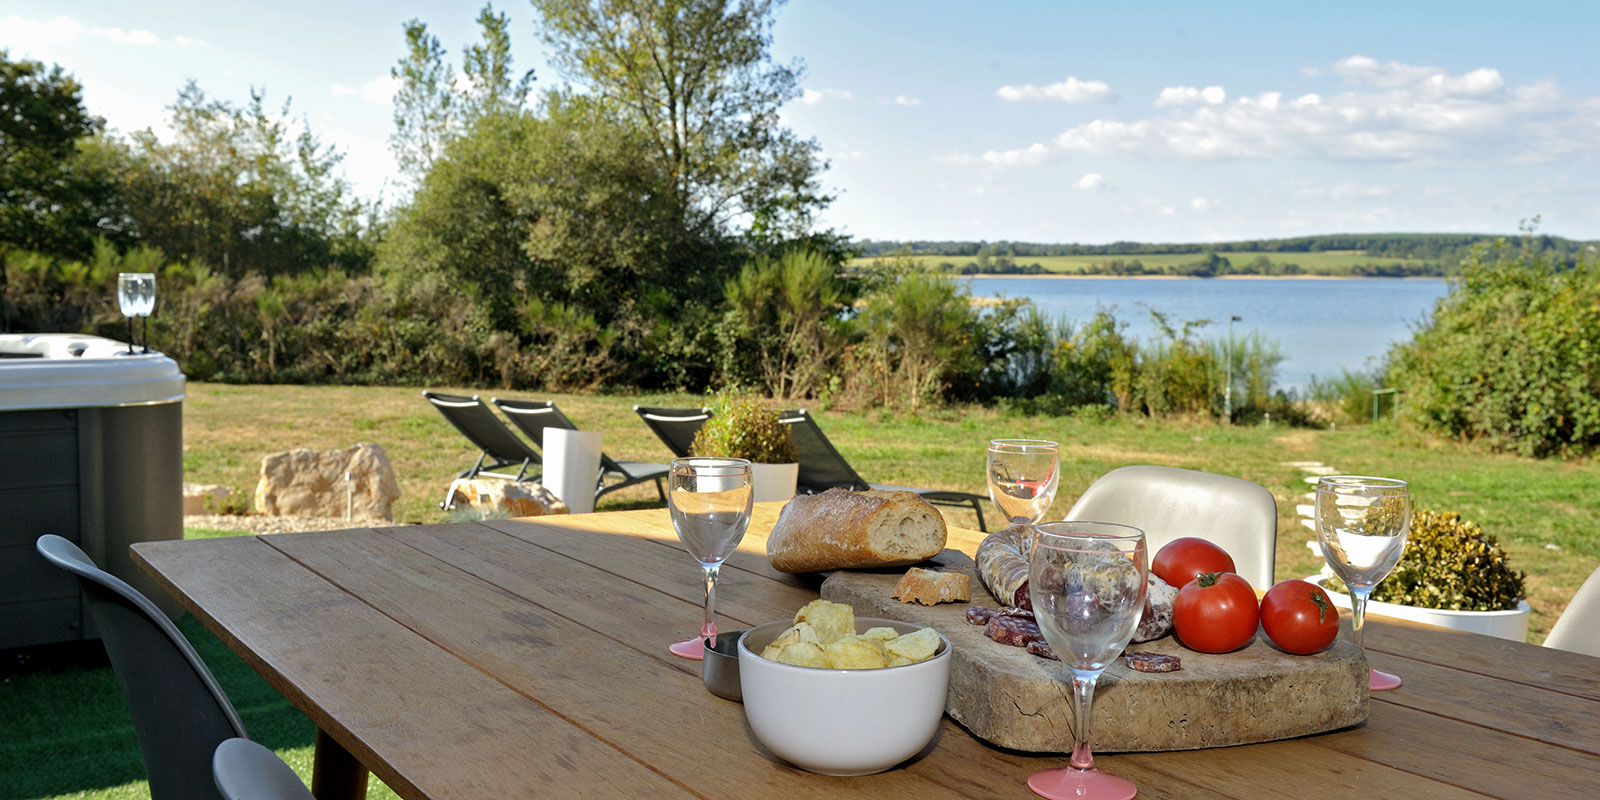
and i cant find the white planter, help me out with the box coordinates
[1308,575,1531,642]
[751,462,798,504]
[543,428,603,514]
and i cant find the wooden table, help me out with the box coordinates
[133,505,1600,799]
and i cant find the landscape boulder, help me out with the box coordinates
[255,443,401,521]
[448,479,569,518]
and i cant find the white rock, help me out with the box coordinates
[182,483,232,516]
[448,479,568,518]
[254,443,401,521]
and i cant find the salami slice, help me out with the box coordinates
[1124,651,1183,673]
[985,614,1044,647]
[966,606,1001,626]
[1025,639,1058,660]
[1131,574,1178,643]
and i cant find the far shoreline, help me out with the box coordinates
[956,273,1448,281]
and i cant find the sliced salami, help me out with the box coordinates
[966,606,1001,626]
[984,614,1044,647]
[1131,574,1178,644]
[1025,639,1058,660]
[975,524,1033,609]
[1124,651,1183,673]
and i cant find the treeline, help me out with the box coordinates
[855,233,1597,276]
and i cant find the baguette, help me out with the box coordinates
[766,488,947,573]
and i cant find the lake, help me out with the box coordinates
[966,277,1451,391]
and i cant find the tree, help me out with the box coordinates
[0,51,122,259]
[118,82,372,275]
[389,4,535,185]
[529,0,830,242]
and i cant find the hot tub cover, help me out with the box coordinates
[0,334,186,411]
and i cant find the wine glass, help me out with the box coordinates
[1314,475,1411,691]
[667,457,754,660]
[987,439,1061,530]
[1027,521,1147,800]
[116,273,144,354]
[132,272,156,353]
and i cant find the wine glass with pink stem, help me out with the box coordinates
[666,457,753,660]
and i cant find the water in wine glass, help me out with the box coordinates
[1315,475,1410,692]
[667,457,753,660]
[1026,521,1146,800]
[117,274,143,318]
[132,273,156,317]
[987,439,1060,526]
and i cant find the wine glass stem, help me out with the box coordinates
[700,564,720,640]
[127,318,134,353]
[1068,669,1100,771]
[141,316,149,353]
[1350,586,1371,653]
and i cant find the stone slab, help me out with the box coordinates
[821,550,1369,753]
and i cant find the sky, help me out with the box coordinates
[4,1,1599,244]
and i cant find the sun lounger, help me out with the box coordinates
[632,405,712,459]
[492,398,669,503]
[777,408,989,531]
[423,392,542,510]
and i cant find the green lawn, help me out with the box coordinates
[6,382,1591,800]
[847,250,1435,274]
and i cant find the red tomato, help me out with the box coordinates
[1260,579,1341,655]
[1152,537,1237,588]
[1173,572,1259,653]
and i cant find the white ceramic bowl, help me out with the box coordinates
[737,616,951,776]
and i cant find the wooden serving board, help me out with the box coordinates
[821,550,1369,753]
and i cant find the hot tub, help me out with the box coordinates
[0,334,186,648]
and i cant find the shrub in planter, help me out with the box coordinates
[1326,510,1526,612]
[689,392,797,464]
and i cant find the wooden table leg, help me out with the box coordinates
[312,728,368,800]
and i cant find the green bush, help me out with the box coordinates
[688,392,797,463]
[1308,367,1383,424]
[715,248,852,399]
[1388,235,1600,456]
[1327,509,1526,611]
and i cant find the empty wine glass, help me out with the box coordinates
[1028,521,1147,800]
[667,457,754,660]
[1315,475,1411,691]
[987,439,1061,530]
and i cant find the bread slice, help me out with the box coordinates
[893,567,971,606]
[766,488,947,573]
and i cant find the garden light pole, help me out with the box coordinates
[1224,315,1242,422]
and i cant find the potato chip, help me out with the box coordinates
[773,641,829,668]
[760,621,819,660]
[860,626,900,642]
[793,599,854,644]
[887,655,914,667]
[885,627,942,663]
[824,635,888,669]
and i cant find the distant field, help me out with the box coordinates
[848,250,1434,274]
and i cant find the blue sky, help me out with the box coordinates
[4,1,1598,243]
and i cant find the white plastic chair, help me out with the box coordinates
[1544,565,1600,658]
[1063,464,1278,588]
[213,738,314,800]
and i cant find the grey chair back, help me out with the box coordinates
[36,534,247,800]
[423,391,539,480]
[213,738,314,800]
[492,398,625,476]
[1545,564,1600,658]
[633,405,711,458]
[1063,465,1278,588]
[777,409,871,493]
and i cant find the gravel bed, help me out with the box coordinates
[184,514,381,535]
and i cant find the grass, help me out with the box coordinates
[846,251,1435,274]
[7,382,1592,799]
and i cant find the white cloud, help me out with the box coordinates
[1190,197,1212,211]
[334,76,401,105]
[1155,85,1226,107]
[1333,55,1506,97]
[174,35,209,47]
[89,26,159,46]
[0,14,83,51]
[997,76,1114,103]
[1076,173,1106,191]
[982,142,1050,166]
[893,94,922,107]
[800,88,854,105]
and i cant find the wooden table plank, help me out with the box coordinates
[1308,698,1600,800]
[132,535,696,800]
[1363,614,1600,702]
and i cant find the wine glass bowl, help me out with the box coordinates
[987,439,1061,527]
[667,457,753,660]
[116,272,156,353]
[1026,521,1147,800]
[1314,475,1410,691]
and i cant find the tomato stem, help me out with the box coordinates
[1197,572,1221,588]
[1312,590,1334,624]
